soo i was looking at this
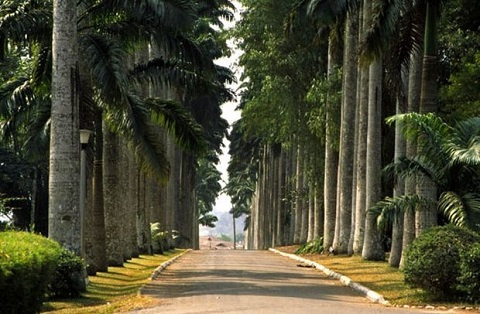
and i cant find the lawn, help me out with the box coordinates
[41,249,184,314]
[275,245,476,309]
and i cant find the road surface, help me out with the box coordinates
[129,250,450,314]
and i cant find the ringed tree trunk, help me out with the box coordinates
[416,2,439,235]
[49,0,81,254]
[389,73,407,267]
[293,143,303,243]
[323,24,342,251]
[353,0,370,255]
[361,59,384,261]
[333,11,358,254]
[88,110,108,273]
[400,48,422,268]
[103,126,124,266]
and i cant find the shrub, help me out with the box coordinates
[403,225,480,300]
[295,238,324,254]
[48,249,87,298]
[0,231,62,314]
[458,242,480,301]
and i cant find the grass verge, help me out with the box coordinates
[275,245,475,309]
[41,249,184,313]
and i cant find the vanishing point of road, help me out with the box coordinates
[128,250,453,314]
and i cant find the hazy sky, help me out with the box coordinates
[212,1,243,214]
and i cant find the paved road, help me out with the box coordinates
[129,250,450,314]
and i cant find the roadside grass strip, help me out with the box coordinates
[269,248,389,305]
[42,249,185,314]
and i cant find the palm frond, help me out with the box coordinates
[0,0,52,45]
[438,192,480,232]
[80,33,129,105]
[306,0,353,24]
[146,97,206,153]
[361,0,424,61]
[103,92,171,182]
[368,194,433,229]
[386,112,452,168]
[446,117,480,167]
[129,57,200,91]
[383,155,442,186]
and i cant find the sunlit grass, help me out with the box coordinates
[275,245,473,307]
[41,249,184,313]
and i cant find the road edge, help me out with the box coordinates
[269,248,390,306]
[150,249,192,280]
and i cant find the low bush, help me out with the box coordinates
[48,249,87,298]
[0,231,62,314]
[458,242,480,301]
[403,225,480,300]
[295,238,324,254]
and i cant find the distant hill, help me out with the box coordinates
[200,211,245,238]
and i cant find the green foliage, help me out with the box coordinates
[48,249,86,299]
[440,52,480,120]
[150,222,178,254]
[0,231,62,314]
[380,113,480,232]
[295,238,324,254]
[196,157,221,227]
[219,234,232,242]
[306,67,342,149]
[458,243,480,301]
[403,225,480,300]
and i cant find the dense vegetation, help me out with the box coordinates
[225,0,480,300]
[0,0,479,306]
[0,0,234,271]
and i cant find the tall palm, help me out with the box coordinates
[49,0,81,255]
[1,0,224,262]
[362,0,445,235]
[304,0,358,254]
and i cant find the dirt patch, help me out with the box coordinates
[199,236,235,250]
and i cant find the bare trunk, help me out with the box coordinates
[103,126,124,266]
[362,59,384,261]
[416,55,438,235]
[49,0,80,254]
[333,12,358,254]
[389,74,407,267]
[89,111,107,272]
[399,50,422,268]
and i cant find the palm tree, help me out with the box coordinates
[49,0,81,255]
[370,113,480,234]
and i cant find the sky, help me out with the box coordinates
[200,1,244,236]
[212,1,243,214]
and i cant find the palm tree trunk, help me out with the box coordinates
[49,0,81,254]
[103,126,124,266]
[389,72,407,267]
[416,1,439,235]
[362,59,384,261]
[276,148,286,245]
[400,49,422,268]
[89,110,107,272]
[353,0,370,255]
[333,11,358,254]
[294,144,303,243]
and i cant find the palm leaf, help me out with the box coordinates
[147,98,206,153]
[446,117,480,167]
[368,194,433,230]
[361,0,424,61]
[386,113,452,171]
[438,191,480,232]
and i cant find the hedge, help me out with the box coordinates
[0,231,62,314]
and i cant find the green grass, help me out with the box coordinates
[276,245,475,308]
[41,250,184,313]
